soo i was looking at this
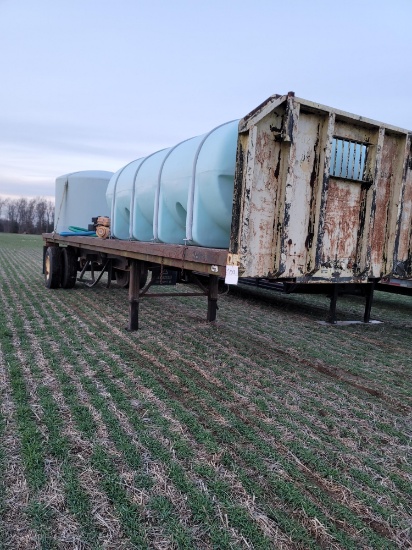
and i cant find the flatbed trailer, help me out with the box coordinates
[43,233,378,328]
[43,91,412,328]
[42,233,228,331]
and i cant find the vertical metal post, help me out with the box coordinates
[128,259,141,331]
[207,275,219,322]
[106,259,113,289]
[364,282,374,323]
[327,284,339,324]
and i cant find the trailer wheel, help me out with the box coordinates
[114,269,130,288]
[61,247,77,289]
[140,264,148,288]
[114,267,148,288]
[44,247,62,289]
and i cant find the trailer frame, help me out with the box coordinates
[43,233,227,331]
[43,233,382,329]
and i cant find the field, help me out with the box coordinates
[0,233,411,549]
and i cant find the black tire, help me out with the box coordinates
[44,247,62,289]
[140,265,149,288]
[61,247,78,289]
[114,269,130,288]
[114,266,148,289]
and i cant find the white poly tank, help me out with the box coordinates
[106,120,239,248]
[106,160,144,240]
[133,148,171,241]
[161,120,239,247]
[55,171,113,233]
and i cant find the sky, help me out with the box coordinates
[1,0,411,201]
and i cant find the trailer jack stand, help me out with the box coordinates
[125,265,222,331]
[127,259,142,331]
[207,275,219,322]
[327,282,375,324]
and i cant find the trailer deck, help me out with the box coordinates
[43,233,228,330]
[42,233,381,328]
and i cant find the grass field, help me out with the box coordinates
[0,233,411,549]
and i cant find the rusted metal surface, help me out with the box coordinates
[369,132,404,276]
[322,180,362,262]
[229,93,412,283]
[393,135,412,278]
[43,234,228,277]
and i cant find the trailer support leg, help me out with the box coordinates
[327,284,339,324]
[207,275,219,322]
[106,259,113,289]
[364,283,374,323]
[128,259,142,331]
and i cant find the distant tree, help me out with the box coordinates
[16,197,29,232]
[46,200,55,232]
[0,196,55,234]
[27,198,36,233]
[35,198,48,233]
[0,197,5,232]
[6,199,18,233]
[0,196,6,219]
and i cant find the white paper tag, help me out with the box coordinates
[225,265,238,285]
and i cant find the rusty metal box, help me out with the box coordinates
[229,93,412,283]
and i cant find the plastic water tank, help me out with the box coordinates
[157,135,205,244]
[132,148,171,241]
[106,120,239,248]
[55,171,113,233]
[106,160,145,240]
[165,120,239,247]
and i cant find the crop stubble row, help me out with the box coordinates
[0,236,411,549]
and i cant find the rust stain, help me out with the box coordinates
[255,130,272,167]
[395,143,412,272]
[370,135,400,272]
[323,181,361,261]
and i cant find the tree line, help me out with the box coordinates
[0,196,55,234]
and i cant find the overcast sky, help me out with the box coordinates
[1,0,411,201]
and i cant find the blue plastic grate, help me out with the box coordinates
[330,138,368,181]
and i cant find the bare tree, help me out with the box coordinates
[16,197,29,232]
[0,196,55,233]
[26,198,36,233]
[0,196,6,219]
[0,197,6,232]
[35,198,48,233]
[46,200,55,232]
[6,199,18,233]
